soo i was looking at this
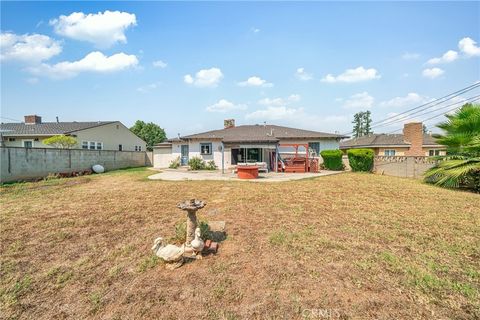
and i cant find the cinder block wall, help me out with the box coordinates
[0,147,147,183]
[373,156,436,178]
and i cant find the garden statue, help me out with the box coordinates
[191,227,205,254]
[177,199,206,255]
[151,237,184,269]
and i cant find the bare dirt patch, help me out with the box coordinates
[1,168,479,319]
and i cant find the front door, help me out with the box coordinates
[181,145,189,165]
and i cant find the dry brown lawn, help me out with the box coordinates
[1,168,479,319]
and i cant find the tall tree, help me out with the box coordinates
[130,120,167,151]
[424,103,480,192]
[352,111,373,138]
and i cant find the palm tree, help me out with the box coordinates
[424,103,480,192]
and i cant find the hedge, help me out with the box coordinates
[320,149,344,170]
[347,149,374,172]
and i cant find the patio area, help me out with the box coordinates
[147,168,343,182]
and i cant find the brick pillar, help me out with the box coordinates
[403,122,424,156]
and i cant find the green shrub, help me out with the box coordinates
[205,160,217,170]
[168,156,181,169]
[320,150,344,170]
[188,156,206,170]
[347,148,374,172]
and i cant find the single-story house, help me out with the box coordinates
[153,119,348,170]
[340,122,446,157]
[0,115,146,151]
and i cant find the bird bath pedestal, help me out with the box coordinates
[177,199,206,256]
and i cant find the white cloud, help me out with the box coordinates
[28,51,138,79]
[258,94,301,107]
[458,37,480,57]
[238,76,273,87]
[422,67,444,79]
[184,67,223,87]
[0,32,62,63]
[251,27,260,33]
[380,93,429,108]
[288,94,301,102]
[295,67,313,81]
[246,106,302,121]
[321,66,380,83]
[402,52,420,60]
[137,82,161,93]
[152,60,167,68]
[427,50,458,64]
[206,99,247,113]
[50,10,136,48]
[342,92,374,109]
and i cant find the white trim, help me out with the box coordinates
[22,139,34,148]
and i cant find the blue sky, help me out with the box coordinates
[1,1,479,137]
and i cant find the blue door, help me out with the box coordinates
[181,145,189,165]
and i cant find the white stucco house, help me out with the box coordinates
[0,115,146,151]
[153,119,347,171]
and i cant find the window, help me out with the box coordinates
[118,144,123,151]
[308,142,320,156]
[135,146,142,152]
[8,138,15,141]
[200,143,212,155]
[83,141,102,150]
[23,140,33,148]
[384,149,396,156]
[429,149,441,156]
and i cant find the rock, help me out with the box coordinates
[92,164,105,174]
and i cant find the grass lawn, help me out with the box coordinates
[1,168,479,319]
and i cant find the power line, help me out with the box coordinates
[386,96,480,133]
[371,82,480,126]
[342,82,480,135]
[0,116,21,122]
[372,94,480,130]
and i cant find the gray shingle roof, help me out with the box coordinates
[0,121,116,136]
[340,133,442,149]
[180,125,347,143]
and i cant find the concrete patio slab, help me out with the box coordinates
[147,168,343,182]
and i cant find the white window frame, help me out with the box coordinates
[384,149,396,156]
[82,141,88,149]
[429,149,440,156]
[96,142,103,150]
[23,139,34,148]
[200,143,212,155]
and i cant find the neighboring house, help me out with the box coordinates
[153,119,347,170]
[340,122,446,157]
[0,115,146,151]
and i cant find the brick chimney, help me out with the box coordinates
[224,119,235,129]
[24,115,42,125]
[403,122,424,156]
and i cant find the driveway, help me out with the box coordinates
[147,168,343,182]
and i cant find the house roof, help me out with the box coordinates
[339,133,442,149]
[0,121,116,136]
[179,124,348,143]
